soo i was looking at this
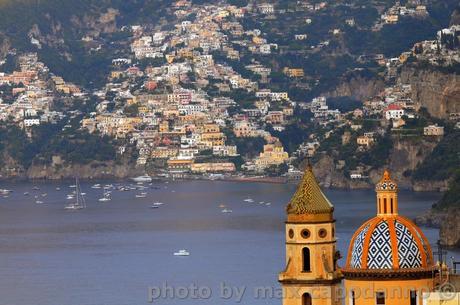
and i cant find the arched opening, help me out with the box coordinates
[302,293,312,305]
[390,198,394,214]
[383,198,387,213]
[410,290,417,305]
[350,290,356,305]
[376,291,385,305]
[302,247,311,272]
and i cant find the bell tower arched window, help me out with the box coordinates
[302,293,312,305]
[302,247,311,272]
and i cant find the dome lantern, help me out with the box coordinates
[375,169,399,216]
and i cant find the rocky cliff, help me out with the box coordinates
[25,160,141,180]
[376,136,441,189]
[311,155,370,189]
[326,73,385,101]
[440,209,460,248]
[399,67,460,119]
[0,157,141,181]
[311,136,442,190]
[417,208,460,248]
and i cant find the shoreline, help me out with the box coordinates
[0,174,445,193]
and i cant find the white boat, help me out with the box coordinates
[65,204,84,210]
[266,202,271,206]
[56,187,61,191]
[153,202,164,206]
[221,208,233,213]
[65,177,86,211]
[131,175,152,183]
[91,184,101,189]
[174,249,190,256]
[98,190,111,202]
[135,194,147,198]
[243,198,254,203]
[66,195,75,200]
[24,192,29,196]
[0,189,12,195]
[35,200,44,204]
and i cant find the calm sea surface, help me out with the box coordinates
[0,180,455,305]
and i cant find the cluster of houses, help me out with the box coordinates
[0,0,456,181]
[375,0,428,29]
[411,24,460,66]
[81,2,295,177]
[0,53,81,130]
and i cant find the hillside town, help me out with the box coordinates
[0,0,458,182]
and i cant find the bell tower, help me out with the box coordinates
[279,165,342,305]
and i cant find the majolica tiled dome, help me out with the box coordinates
[344,170,434,275]
[346,215,433,270]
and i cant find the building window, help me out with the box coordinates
[301,229,311,239]
[410,290,417,305]
[390,198,394,214]
[288,229,294,239]
[318,229,327,238]
[302,293,312,305]
[302,247,311,272]
[350,290,356,305]
[376,291,385,305]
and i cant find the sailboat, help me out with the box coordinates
[65,177,86,210]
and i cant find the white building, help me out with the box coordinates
[384,104,405,120]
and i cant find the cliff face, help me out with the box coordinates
[312,137,441,190]
[417,208,460,248]
[0,34,10,58]
[327,75,385,101]
[26,160,141,180]
[0,155,140,181]
[440,209,460,248]
[399,67,460,119]
[376,137,439,189]
[312,155,370,189]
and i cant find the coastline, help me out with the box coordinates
[0,172,446,192]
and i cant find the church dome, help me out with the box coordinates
[343,170,434,276]
[345,215,433,270]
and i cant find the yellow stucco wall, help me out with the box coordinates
[344,278,433,305]
[281,284,342,305]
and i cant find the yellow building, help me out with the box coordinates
[279,165,343,305]
[201,123,220,133]
[255,142,289,168]
[284,68,305,78]
[190,162,235,173]
[200,132,226,147]
[356,136,374,147]
[342,170,435,305]
[252,36,265,45]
